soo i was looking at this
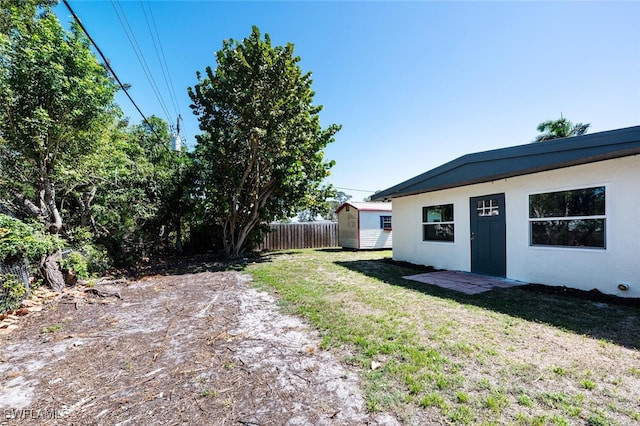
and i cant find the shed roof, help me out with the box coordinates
[371,125,640,201]
[335,202,392,214]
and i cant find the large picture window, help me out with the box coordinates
[529,186,605,248]
[423,204,454,242]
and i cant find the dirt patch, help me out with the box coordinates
[0,270,399,425]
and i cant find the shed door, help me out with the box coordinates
[470,193,506,276]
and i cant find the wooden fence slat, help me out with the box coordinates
[258,222,338,251]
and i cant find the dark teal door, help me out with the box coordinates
[470,193,506,276]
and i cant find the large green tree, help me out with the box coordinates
[188,26,340,257]
[534,116,590,142]
[324,191,352,221]
[54,113,191,264]
[0,3,118,289]
[90,116,192,260]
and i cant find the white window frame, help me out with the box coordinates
[528,185,606,249]
[422,204,455,242]
[380,215,392,231]
[476,198,500,217]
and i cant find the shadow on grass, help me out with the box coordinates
[124,248,318,279]
[122,252,271,279]
[335,258,640,350]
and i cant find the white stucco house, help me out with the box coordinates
[371,125,640,298]
[336,202,392,250]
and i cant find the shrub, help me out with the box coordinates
[0,215,60,311]
[65,226,94,247]
[0,273,27,312]
[59,251,89,280]
[59,244,111,281]
[0,214,59,264]
[83,244,111,275]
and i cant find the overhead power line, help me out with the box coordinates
[61,0,163,142]
[334,187,377,193]
[140,0,189,144]
[141,0,180,119]
[110,0,172,124]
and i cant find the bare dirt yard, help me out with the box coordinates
[0,261,400,425]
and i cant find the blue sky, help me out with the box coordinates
[55,1,640,201]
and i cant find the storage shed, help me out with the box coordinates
[336,202,392,249]
[371,125,640,298]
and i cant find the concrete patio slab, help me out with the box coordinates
[403,271,527,295]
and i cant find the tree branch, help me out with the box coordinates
[8,188,42,218]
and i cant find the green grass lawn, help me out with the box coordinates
[245,249,640,425]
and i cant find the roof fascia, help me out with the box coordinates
[372,126,640,201]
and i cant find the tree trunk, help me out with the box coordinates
[9,188,42,219]
[80,186,96,228]
[42,174,62,234]
[175,212,183,254]
[40,249,66,292]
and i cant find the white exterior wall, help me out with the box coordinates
[392,155,640,297]
[358,211,393,249]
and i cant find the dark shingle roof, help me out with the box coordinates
[371,125,640,201]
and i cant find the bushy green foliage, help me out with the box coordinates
[59,252,89,280]
[59,245,111,280]
[83,244,111,276]
[0,273,27,312]
[0,3,117,237]
[2,4,341,264]
[63,227,111,275]
[189,26,340,256]
[64,226,95,247]
[77,116,192,263]
[0,214,59,264]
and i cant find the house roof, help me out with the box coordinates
[371,125,640,201]
[335,202,392,214]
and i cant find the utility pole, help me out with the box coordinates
[171,114,183,152]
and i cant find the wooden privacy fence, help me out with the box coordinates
[258,222,338,251]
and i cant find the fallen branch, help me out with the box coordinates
[153,320,174,362]
[193,396,208,413]
[84,288,122,299]
[85,277,128,286]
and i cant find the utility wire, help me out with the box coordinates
[110,0,172,124]
[61,0,163,142]
[141,0,190,145]
[141,0,180,119]
[334,187,377,193]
